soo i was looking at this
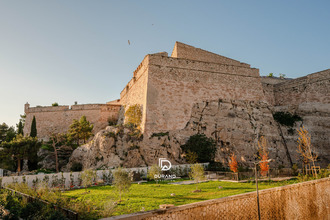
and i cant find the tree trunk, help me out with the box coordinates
[54,147,59,173]
[17,158,21,173]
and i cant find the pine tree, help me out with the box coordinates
[30,116,37,137]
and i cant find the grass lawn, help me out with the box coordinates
[62,179,298,217]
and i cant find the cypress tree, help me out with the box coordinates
[30,116,37,137]
[17,121,24,135]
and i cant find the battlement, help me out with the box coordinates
[120,55,150,99]
[25,103,119,113]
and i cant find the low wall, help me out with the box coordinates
[0,163,208,188]
[106,178,330,220]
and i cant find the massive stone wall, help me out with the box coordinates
[23,103,121,140]
[120,55,150,131]
[273,69,330,106]
[144,52,264,135]
[171,41,250,67]
[261,77,289,105]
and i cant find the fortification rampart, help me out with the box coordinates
[274,69,330,106]
[120,55,151,131]
[171,41,250,68]
[144,53,264,135]
[23,103,121,140]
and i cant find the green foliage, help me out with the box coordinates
[279,73,286,79]
[273,111,302,127]
[151,132,169,138]
[108,116,117,126]
[124,104,142,128]
[189,164,205,190]
[268,73,274,77]
[81,169,97,189]
[185,150,198,164]
[181,134,216,163]
[0,122,16,144]
[68,116,94,144]
[71,162,83,172]
[147,165,161,182]
[113,167,131,200]
[0,135,40,172]
[52,102,59,106]
[0,188,70,220]
[292,164,299,176]
[30,116,37,137]
[17,120,24,135]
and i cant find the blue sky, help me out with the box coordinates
[0,1,329,127]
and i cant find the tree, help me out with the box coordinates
[181,134,216,163]
[189,163,205,190]
[113,167,131,201]
[147,165,161,183]
[229,153,238,173]
[258,136,270,177]
[79,116,93,143]
[297,126,318,178]
[52,102,59,106]
[49,133,66,173]
[30,116,37,138]
[68,116,94,145]
[279,73,286,79]
[0,123,16,144]
[17,121,24,136]
[0,135,40,173]
[268,73,274,77]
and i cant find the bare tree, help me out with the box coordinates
[297,126,318,178]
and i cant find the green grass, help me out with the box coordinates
[63,179,298,217]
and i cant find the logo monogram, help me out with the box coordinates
[159,158,172,171]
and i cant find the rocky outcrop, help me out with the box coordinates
[66,99,330,170]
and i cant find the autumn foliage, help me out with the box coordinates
[229,153,238,173]
[258,136,270,176]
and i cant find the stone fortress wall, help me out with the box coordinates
[144,42,265,135]
[23,42,329,166]
[23,102,121,140]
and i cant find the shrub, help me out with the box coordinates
[147,165,161,183]
[189,164,205,190]
[52,102,59,106]
[181,134,216,163]
[81,169,97,189]
[273,111,302,127]
[113,167,131,201]
[71,162,83,172]
[124,104,142,128]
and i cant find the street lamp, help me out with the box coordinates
[253,159,273,220]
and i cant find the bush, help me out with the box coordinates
[52,102,59,106]
[81,169,97,189]
[189,164,205,190]
[181,134,216,163]
[124,105,142,128]
[273,111,302,127]
[71,162,83,172]
[113,167,131,201]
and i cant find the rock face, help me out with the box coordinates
[68,99,324,170]
[274,103,330,167]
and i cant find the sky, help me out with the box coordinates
[0,0,329,127]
